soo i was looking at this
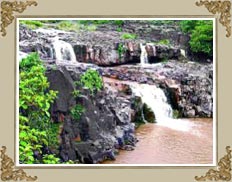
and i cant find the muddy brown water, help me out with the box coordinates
[103,118,213,164]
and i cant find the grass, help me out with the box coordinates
[20,20,44,29]
[57,21,97,32]
[121,33,137,40]
[157,39,170,46]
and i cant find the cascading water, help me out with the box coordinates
[130,83,194,132]
[52,38,77,62]
[131,84,173,123]
[140,43,149,65]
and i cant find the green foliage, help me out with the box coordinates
[180,20,213,56]
[19,53,59,164]
[78,20,111,25]
[19,53,57,122]
[20,20,44,29]
[143,104,156,123]
[57,21,79,32]
[116,27,122,32]
[149,20,177,25]
[80,69,103,94]
[117,43,126,60]
[19,122,47,164]
[56,20,96,32]
[121,33,137,40]
[72,89,81,98]
[113,20,124,26]
[173,110,180,119]
[70,104,85,120]
[42,154,60,164]
[157,39,170,46]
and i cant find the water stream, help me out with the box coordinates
[104,118,213,164]
[52,38,77,62]
[103,83,213,164]
[140,43,149,65]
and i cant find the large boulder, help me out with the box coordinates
[45,63,138,163]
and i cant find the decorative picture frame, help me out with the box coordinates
[0,0,231,181]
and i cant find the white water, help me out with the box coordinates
[140,43,149,65]
[52,38,77,62]
[130,83,194,132]
[180,49,186,58]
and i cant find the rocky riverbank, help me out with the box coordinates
[45,62,147,163]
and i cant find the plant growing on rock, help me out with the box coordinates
[80,69,103,94]
[117,43,126,61]
[157,39,170,46]
[121,33,137,40]
[20,20,44,29]
[19,53,60,164]
[143,104,156,123]
[70,104,85,120]
[172,109,180,119]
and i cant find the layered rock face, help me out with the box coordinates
[100,61,213,118]
[19,25,182,66]
[45,63,138,163]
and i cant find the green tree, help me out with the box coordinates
[180,20,213,56]
[19,53,59,164]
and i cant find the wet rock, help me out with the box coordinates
[46,63,138,163]
[186,109,195,118]
[19,24,182,66]
[143,103,156,123]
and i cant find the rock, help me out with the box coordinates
[19,24,182,66]
[143,103,156,123]
[18,51,28,61]
[186,109,195,117]
[46,66,76,113]
[45,63,138,163]
[100,60,213,118]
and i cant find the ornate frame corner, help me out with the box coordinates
[0,146,37,181]
[196,0,232,37]
[0,0,38,37]
[195,146,232,181]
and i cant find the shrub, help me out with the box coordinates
[117,43,126,60]
[42,154,60,164]
[57,21,79,31]
[173,109,180,119]
[180,20,213,56]
[20,20,44,29]
[70,104,85,120]
[80,69,103,94]
[19,53,59,164]
[57,21,97,32]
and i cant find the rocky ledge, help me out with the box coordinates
[100,60,213,118]
[45,62,149,163]
[19,25,182,66]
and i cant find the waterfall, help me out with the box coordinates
[140,43,149,65]
[180,49,186,58]
[52,38,77,62]
[130,83,194,132]
[130,84,173,123]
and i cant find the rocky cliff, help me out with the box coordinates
[45,62,142,163]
